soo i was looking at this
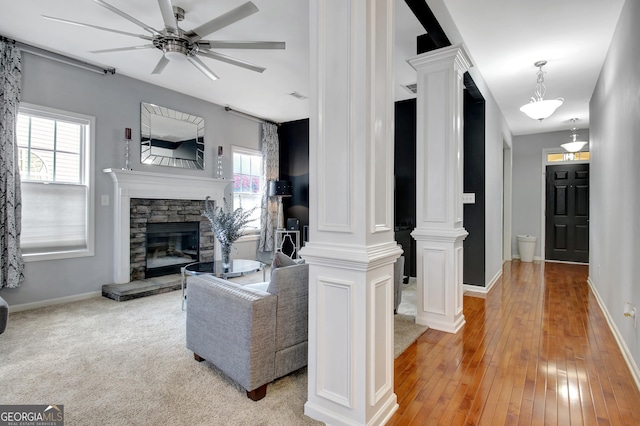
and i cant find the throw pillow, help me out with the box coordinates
[271,251,297,270]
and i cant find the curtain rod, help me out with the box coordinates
[224,106,279,126]
[1,36,116,75]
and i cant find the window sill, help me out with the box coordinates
[23,248,95,262]
[237,233,261,243]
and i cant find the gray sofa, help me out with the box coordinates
[186,260,308,401]
[0,296,8,334]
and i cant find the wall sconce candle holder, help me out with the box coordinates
[123,127,132,170]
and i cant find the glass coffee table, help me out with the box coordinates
[181,259,266,310]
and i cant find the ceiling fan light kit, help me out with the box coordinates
[43,0,285,83]
[520,60,564,121]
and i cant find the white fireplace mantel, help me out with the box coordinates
[103,168,230,283]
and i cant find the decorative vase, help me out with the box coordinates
[221,243,232,270]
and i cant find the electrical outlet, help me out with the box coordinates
[624,302,637,328]
[101,195,109,206]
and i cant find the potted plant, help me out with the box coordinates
[202,196,255,269]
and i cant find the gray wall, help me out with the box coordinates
[511,129,589,259]
[589,0,640,370]
[1,52,261,307]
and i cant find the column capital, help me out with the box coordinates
[408,43,473,74]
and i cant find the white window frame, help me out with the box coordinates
[18,103,95,262]
[231,145,263,239]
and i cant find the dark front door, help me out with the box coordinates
[545,163,589,262]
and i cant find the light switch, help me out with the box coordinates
[462,193,475,204]
[101,195,110,206]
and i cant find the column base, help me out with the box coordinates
[304,392,398,426]
[301,242,402,426]
[412,227,468,334]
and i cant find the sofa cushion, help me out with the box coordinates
[244,281,270,292]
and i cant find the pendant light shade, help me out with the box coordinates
[561,118,588,152]
[561,141,587,153]
[520,60,563,121]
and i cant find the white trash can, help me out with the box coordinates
[516,235,537,262]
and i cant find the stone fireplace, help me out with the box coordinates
[129,199,215,280]
[104,169,229,284]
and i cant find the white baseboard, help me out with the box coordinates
[8,291,102,313]
[545,259,589,265]
[587,277,640,392]
[511,254,543,261]
[463,268,502,295]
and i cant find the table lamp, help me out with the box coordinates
[268,180,292,230]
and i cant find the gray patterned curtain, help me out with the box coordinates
[258,122,279,252]
[0,40,25,288]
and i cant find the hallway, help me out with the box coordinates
[389,261,640,425]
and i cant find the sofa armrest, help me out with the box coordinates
[186,275,277,392]
[0,296,8,334]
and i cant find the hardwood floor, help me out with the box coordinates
[388,261,640,425]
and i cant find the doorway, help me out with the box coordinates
[545,163,589,262]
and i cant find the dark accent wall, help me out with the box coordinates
[463,76,486,286]
[394,99,417,277]
[277,102,418,277]
[278,119,310,231]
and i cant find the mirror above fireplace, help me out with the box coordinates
[140,102,205,170]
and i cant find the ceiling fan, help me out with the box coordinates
[42,0,285,81]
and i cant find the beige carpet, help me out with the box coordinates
[0,275,424,425]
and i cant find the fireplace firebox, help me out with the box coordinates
[145,222,199,278]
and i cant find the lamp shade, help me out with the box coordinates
[519,98,563,121]
[268,180,292,197]
[561,141,587,153]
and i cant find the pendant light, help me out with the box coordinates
[561,118,587,153]
[519,60,564,121]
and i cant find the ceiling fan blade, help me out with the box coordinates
[94,0,160,35]
[197,50,265,73]
[42,15,153,40]
[187,55,219,82]
[186,1,259,42]
[157,0,178,34]
[197,40,285,50]
[152,55,170,74]
[90,45,155,54]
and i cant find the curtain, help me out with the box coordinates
[258,122,279,252]
[0,39,25,288]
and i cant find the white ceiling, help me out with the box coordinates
[0,0,626,136]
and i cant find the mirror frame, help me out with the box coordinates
[140,102,205,169]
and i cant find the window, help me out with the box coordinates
[232,146,262,232]
[547,151,590,162]
[16,103,95,260]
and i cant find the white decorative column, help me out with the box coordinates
[302,0,402,425]
[408,45,471,334]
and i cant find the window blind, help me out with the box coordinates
[20,182,88,253]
